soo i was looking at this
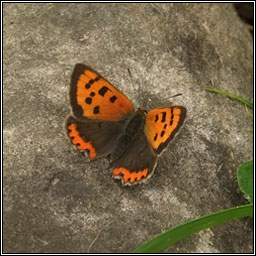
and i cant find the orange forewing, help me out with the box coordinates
[70,64,134,121]
[144,106,186,155]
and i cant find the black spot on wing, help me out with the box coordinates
[85,97,92,104]
[110,95,117,103]
[85,77,100,89]
[169,108,174,126]
[85,80,93,89]
[170,108,174,116]
[93,106,100,114]
[98,86,109,96]
[161,112,166,122]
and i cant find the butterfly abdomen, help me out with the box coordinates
[110,111,145,162]
[125,111,145,137]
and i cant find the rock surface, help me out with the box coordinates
[3,3,253,253]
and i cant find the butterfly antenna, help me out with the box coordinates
[170,93,182,98]
[127,68,132,79]
[127,68,141,105]
[127,67,135,89]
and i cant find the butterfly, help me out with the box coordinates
[66,64,186,186]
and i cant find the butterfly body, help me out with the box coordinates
[67,64,186,186]
[110,108,146,162]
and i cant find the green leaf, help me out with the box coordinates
[237,160,253,203]
[205,88,253,109]
[132,204,253,253]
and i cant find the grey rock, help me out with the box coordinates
[3,3,253,253]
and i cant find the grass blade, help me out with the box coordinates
[132,204,253,253]
[205,88,253,109]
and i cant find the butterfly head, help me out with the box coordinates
[136,108,148,116]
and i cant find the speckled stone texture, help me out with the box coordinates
[3,3,253,253]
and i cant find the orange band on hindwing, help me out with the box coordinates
[67,123,96,158]
[113,168,148,184]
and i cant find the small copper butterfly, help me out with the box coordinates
[66,64,186,186]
